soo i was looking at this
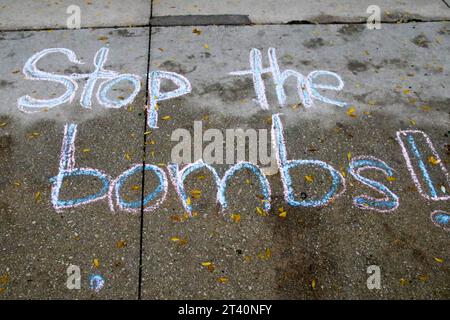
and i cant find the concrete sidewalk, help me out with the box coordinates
[1,0,450,29]
[0,1,449,299]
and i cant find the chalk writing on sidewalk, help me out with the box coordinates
[18,47,141,113]
[16,47,450,232]
[430,210,450,231]
[229,48,346,109]
[18,47,346,123]
[50,113,449,228]
[396,130,450,201]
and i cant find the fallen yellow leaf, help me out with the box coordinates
[346,106,357,118]
[428,156,440,165]
[190,189,202,199]
[255,207,266,217]
[29,132,41,139]
[231,213,241,223]
[182,212,190,220]
[340,166,346,178]
[304,175,314,183]
[93,258,100,268]
[0,274,9,285]
[201,262,215,272]
[116,240,127,248]
[418,274,428,282]
[170,215,182,222]
[34,191,42,203]
[218,277,229,284]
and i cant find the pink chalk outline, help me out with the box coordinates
[396,130,450,201]
[348,155,399,212]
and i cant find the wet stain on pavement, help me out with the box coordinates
[195,78,254,103]
[347,60,368,74]
[159,60,197,74]
[337,24,365,36]
[0,80,15,88]
[303,38,326,49]
[411,33,431,48]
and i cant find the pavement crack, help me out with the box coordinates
[137,0,153,301]
[150,14,251,26]
[1,17,450,33]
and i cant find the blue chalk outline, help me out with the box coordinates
[407,135,438,198]
[433,212,450,228]
[283,160,343,207]
[272,113,344,207]
[349,158,398,211]
[52,169,110,207]
[115,164,166,209]
[218,162,271,212]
